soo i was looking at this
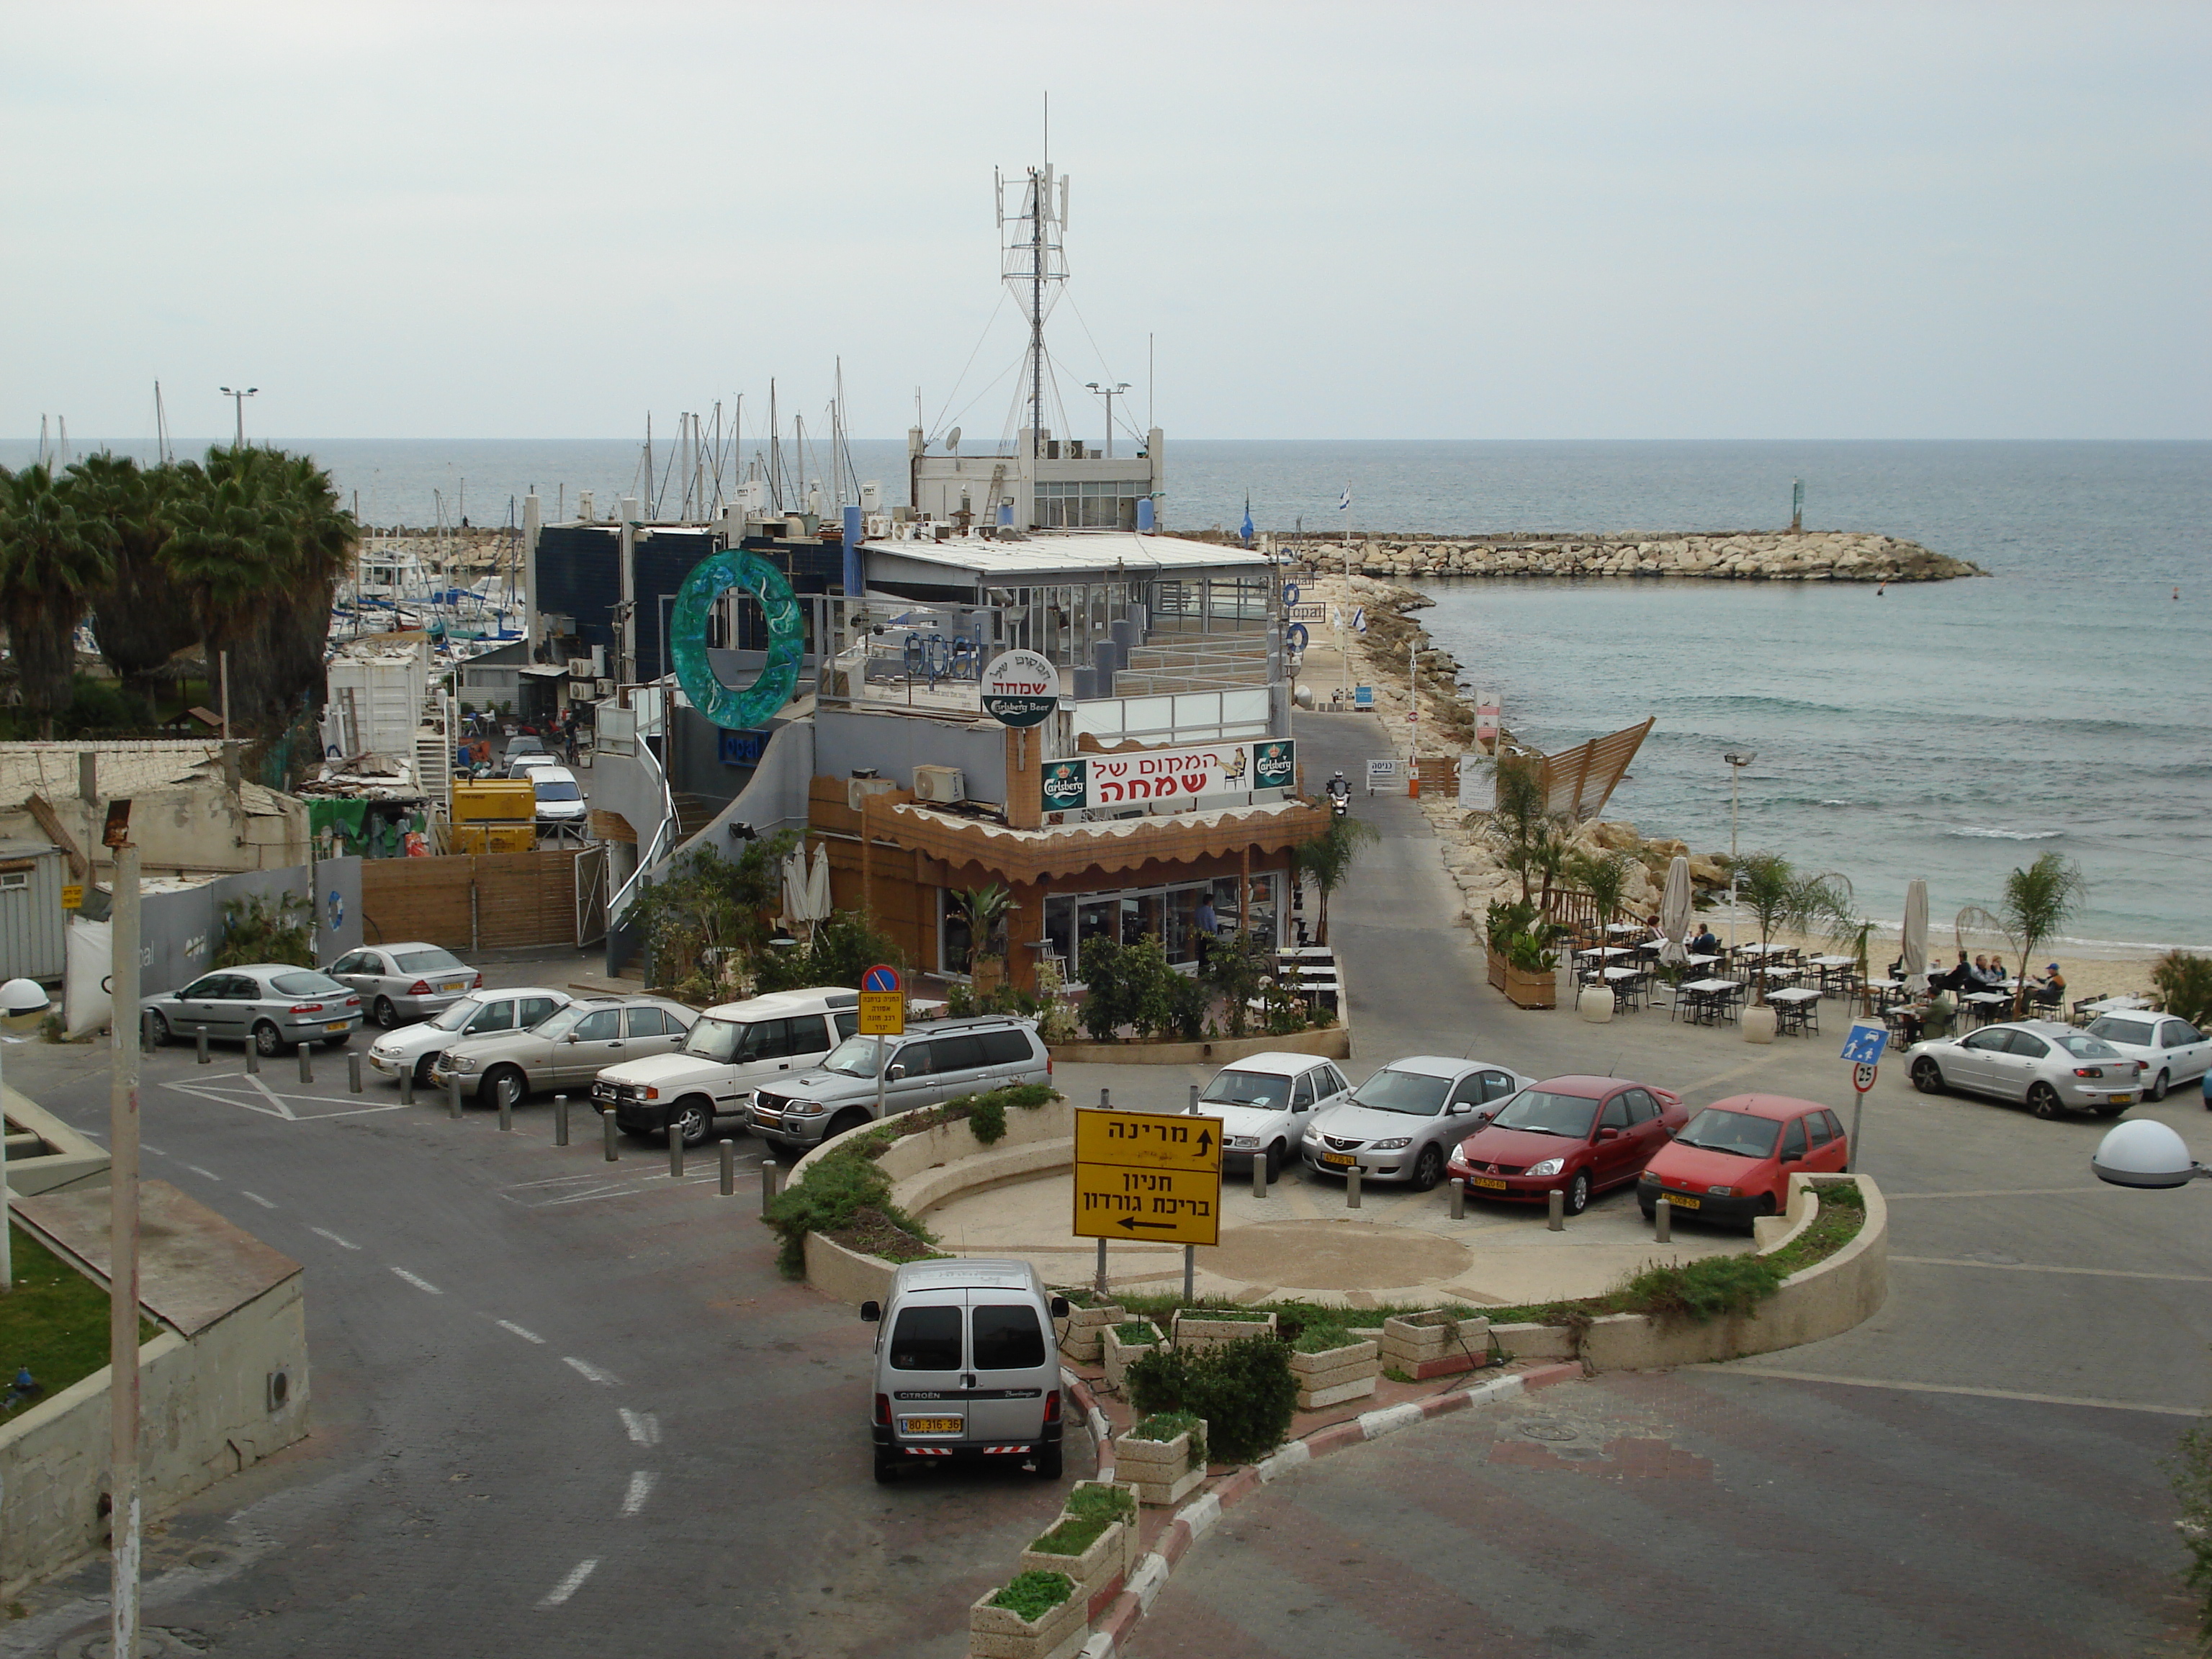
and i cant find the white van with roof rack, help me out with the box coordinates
[593,986,860,1146]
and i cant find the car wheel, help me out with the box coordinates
[873,1454,899,1485]
[825,1109,873,1141]
[1263,1142,1283,1183]
[486,1066,528,1112]
[252,1021,282,1057]
[673,1097,715,1148]
[1639,1202,1655,1222]
[1410,1144,1445,1192]
[373,996,399,1029]
[1911,1058,1946,1094]
[1563,1171,1591,1216]
[2028,1082,2062,1120]
[146,1011,170,1046]
[2147,1069,2170,1103]
[1033,1439,1064,1480]
[413,1053,438,1086]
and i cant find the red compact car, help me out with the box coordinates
[1447,1076,1686,1216]
[1635,1093,1850,1230]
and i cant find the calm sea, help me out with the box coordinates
[12,436,2208,949]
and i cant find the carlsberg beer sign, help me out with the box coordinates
[1042,739,1295,812]
[981,649,1060,728]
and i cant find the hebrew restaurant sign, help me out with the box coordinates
[1042,739,1295,813]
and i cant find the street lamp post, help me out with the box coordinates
[1723,750,1755,950]
[219,385,258,448]
[1084,382,1130,458]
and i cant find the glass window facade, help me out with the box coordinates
[1034,873,1282,984]
[1034,480,1148,529]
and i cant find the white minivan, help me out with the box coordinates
[593,986,860,1145]
[862,1259,1069,1485]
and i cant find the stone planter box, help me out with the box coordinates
[1117,1422,1208,1508]
[1290,1338,1380,1410]
[1102,1321,1162,1389]
[1170,1310,1278,1353]
[969,1578,1087,1659]
[1019,1518,1131,1621]
[1056,1303,1124,1364]
[1488,949,1557,1010]
[1382,1311,1488,1380]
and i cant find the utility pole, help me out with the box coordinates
[1086,382,1130,457]
[106,809,143,1659]
[1724,751,1755,950]
[218,385,257,447]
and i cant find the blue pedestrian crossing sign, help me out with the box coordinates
[1840,1021,1888,1066]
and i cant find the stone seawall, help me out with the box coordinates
[1278,529,1982,583]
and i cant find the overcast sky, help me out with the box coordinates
[5,1,2206,442]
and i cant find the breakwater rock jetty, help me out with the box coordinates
[1282,530,1982,583]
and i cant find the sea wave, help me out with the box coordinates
[1943,827,2064,841]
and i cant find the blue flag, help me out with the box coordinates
[1240,495,1254,547]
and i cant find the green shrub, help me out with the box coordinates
[1483,898,1539,951]
[988,1570,1073,1622]
[1129,1410,1208,1471]
[1030,1514,1112,1556]
[2167,1420,2212,1649]
[758,1144,932,1277]
[1112,1319,1161,1345]
[1282,1315,1357,1354]
[2152,950,2212,1028]
[212,891,313,968]
[1064,1481,1137,1527]
[1618,1252,1786,1323]
[1126,1336,1296,1464]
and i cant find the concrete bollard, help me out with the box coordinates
[1346,1166,1362,1209]
[1099,1087,1111,1108]
[603,1112,619,1161]
[1449,1177,1465,1220]
[668,1130,685,1178]
[1654,1197,1671,1243]
[140,1010,156,1054]
[498,1089,513,1133]
[1188,1084,1200,1113]
[761,1161,783,1205]
[398,1069,413,1107]
[197,1028,209,1065]
[1252,1151,1269,1199]
[1547,1189,1565,1232]
[349,1051,364,1094]
[449,1076,464,1120]
[245,1041,260,1076]
[554,1094,569,1146]
[719,1139,735,1195]
[297,1045,314,1086]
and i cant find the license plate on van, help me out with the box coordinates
[901,1416,961,1435]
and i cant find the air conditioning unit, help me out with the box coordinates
[567,657,594,680]
[595,678,614,698]
[848,775,898,813]
[912,765,965,804]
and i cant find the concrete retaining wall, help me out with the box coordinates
[1,1085,109,1196]
[1048,1025,1351,1067]
[0,1274,310,1598]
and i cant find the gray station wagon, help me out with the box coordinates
[750,1017,1051,1151]
[429,994,697,1108]
[327,942,483,1028]
[145,966,364,1055]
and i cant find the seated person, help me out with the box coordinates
[1931,951,1973,994]
[2030,964,2067,1007]
[1687,925,1721,956]
[1967,955,1999,990]
[1923,986,1958,1039]
[1985,956,2008,987]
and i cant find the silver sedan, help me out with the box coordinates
[145,965,363,1056]
[1907,1020,2141,1118]
[1300,1054,1536,1188]
[327,943,483,1028]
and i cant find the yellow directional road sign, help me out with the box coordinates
[856,992,904,1037]
[1073,1108,1223,1246]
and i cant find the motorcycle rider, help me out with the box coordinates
[1326,770,1351,815]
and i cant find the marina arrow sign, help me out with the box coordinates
[981,648,1060,728]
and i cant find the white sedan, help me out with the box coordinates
[366,986,572,1085]
[1197,1053,1353,1180]
[2082,1012,2210,1102]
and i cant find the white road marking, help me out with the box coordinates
[620,1470,657,1516]
[619,1408,660,1446]
[184,1164,221,1181]
[240,1191,276,1208]
[496,1320,546,1344]
[563,1357,619,1386]
[246,1075,298,1120]
[1717,1366,2208,1417]
[537,1558,598,1608]
[1891,1254,2212,1284]
[390,1267,444,1295]
[141,1143,169,1156]
[309,1227,361,1251]
[524,1174,725,1208]
[1885,1186,2110,1200]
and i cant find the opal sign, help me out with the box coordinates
[981,649,1060,729]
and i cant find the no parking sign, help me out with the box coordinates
[858,964,904,1037]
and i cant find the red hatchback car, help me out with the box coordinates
[1447,1076,1686,1216]
[1635,1093,1849,1230]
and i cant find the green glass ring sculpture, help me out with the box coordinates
[669,547,807,730]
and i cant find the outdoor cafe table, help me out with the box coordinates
[1766,986,1822,1034]
[1737,942,1791,959]
[1606,922,1645,936]
[1682,953,1722,971]
[1679,977,1740,1025]
[1578,946,1637,963]
[1961,992,2012,1025]
[2077,993,2152,1020]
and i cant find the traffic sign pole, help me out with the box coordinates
[1838,1020,1888,1174]
[858,965,904,1125]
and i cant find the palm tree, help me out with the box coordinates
[1479,753,1560,904]
[0,464,115,737]
[1733,852,1854,1005]
[1293,814,1380,945]
[1568,848,1634,944]
[71,453,199,706]
[1959,853,2087,1015]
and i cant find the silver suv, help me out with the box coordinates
[750,1017,1051,1151]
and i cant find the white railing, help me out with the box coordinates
[606,731,675,927]
[1071,688,1273,746]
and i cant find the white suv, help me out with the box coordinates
[594,986,860,1145]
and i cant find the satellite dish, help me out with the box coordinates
[946,427,962,454]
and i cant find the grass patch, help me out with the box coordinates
[760,1143,934,1278]
[1130,1410,1208,1470]
[1030,1514,1112,1557]
[1065,1481,1137,1527]
[1100,1291,1481,1333]
[1382,1365,1414,1385]
[1112,1320,1161,1345]
[823,1206,945,1266]
[1287,1316,1358,1354]
[2167,1420,2212,1649]
[0,1224,161,1418]
[988,1570,1074,1622]
[891,1084,1058,1151]
[1763,1180,1866,1278]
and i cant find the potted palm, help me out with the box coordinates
[1732,853,1853,1043]
[953,882,1012,997]
[1959,852,2087,1017]
[1292,814,1380,945]
[1568,850,1633,1023]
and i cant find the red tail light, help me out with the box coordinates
[470,974,483,989]
[1046,1054,1054,1077]
[289,1003,325,1014]
[874,1393,891,1426]
[2073,1067,2103,1079]
[1044,1389,1061,1423]
[408,980,432,995]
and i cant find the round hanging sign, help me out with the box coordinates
[980,649,1061,728]
[670,547,809,731]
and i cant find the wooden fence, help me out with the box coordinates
[360,848,600,953]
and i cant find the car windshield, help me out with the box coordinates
[270,972,347,997]
[428,997,487,1032]
[1488,1089,1599,1138]
[683,1017,745,1062]
[1203,1070,1292,1108]
[1346,1069,1451,1116]
[534,780,583,802]
[393,948,466,974]
[822,1035,884,1077]
[2053,1032,2121,1060]
[1673,1108,1782,1159]
[2085,1017,2154,1046]
[533,1004,601,1039]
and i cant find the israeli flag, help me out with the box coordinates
[1338,487,1352,513]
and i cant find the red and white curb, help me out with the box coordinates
[1065,1360,1582,1658]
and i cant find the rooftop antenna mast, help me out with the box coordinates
[998,108,1069,463]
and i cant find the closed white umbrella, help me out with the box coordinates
[1902,878,1929,994]
[779,847,809,934]
[803,841,833,925]
[1658,855,1692,965]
